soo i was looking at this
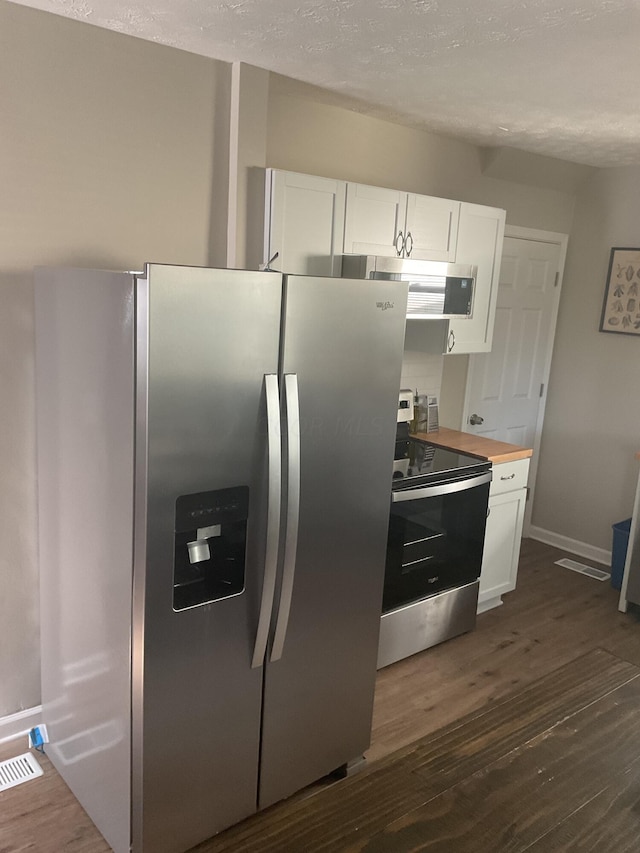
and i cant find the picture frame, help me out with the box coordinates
[600,247,640,336]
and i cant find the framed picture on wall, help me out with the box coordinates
[600,247,640,336]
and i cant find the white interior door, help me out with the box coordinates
[463,228,567,533]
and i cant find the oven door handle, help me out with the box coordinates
[392,471,492,502]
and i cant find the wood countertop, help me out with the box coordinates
[412,427,533,464]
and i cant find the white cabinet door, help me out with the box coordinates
[405,194,459,261]
[266,170,346,276]
[478,488,527,612]
[478,458,529,613]
[343,183,407,257]
[447,202,506,354]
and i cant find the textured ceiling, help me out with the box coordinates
[8,0,640,167]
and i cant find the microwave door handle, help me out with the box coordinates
[392,470,492,502]
[270,373,300,662]
[251,374,282,669]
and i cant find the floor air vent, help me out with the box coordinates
[555,558,610,582]
[0,752,43,792]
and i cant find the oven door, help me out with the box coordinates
[383,471,491,614]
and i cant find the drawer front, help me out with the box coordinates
[490,458,530,495]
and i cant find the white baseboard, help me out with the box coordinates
[0,705,42,746]
[528,526,611,568]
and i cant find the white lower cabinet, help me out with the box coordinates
[478,458,530,613]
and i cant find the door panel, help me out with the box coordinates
[466,238,562,447]
[137,265,283,852]
[258,274,408,808]
[343,183,407,257]
[449,203,506,353]
[405,194,459,261]
[479,487,527,604]
[465,235,564,530]
[267,170,346,276]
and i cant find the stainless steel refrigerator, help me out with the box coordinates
[35,264,408,853]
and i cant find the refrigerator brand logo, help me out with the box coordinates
[376,300,394,311]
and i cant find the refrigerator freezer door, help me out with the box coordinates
[135,265,283,852]
[259,274,408,808]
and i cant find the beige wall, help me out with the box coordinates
[0,1,220,716]
[532,166,640,549]
[0,4,611,721]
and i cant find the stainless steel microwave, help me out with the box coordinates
[341,255,476,319]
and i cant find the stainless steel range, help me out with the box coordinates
[378,420,491,669]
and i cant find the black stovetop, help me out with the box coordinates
[392,435,491,490]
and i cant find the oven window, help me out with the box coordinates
[383,480,490,613]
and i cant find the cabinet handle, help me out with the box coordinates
[447,330,455,352]
[395,231,404,256]
[500,473,516,481]
[405,231,413,257]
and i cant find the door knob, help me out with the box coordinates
[469,413,484,425]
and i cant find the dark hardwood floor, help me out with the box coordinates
[203,648,640,852]
[369,537,640,762]
[2,538,639,852]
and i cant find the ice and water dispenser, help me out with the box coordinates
[173,486,249,611]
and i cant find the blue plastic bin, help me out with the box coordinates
[611,518,632,590]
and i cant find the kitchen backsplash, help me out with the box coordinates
[400,350,444,401]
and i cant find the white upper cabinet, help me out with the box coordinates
[342,184,407,257]
[265,169,346,276]
[404,194,459,261]
[343,183,459,261]
[446,202,506,354]
[264,170,506,355]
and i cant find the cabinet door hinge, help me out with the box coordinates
[539,383,544,398]
[526,486,531,501]
[554,271,560,287]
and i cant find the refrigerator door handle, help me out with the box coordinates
[251,374,282,669]
[270,373,301,662]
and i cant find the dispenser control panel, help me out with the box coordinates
[173,486,249,611]
[175,487,248,532]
